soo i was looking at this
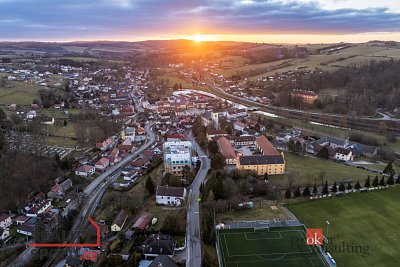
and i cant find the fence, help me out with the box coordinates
[225,219,303,230]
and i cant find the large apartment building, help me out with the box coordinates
[236,154,286,175]
[163,141,193,177]
[236,135,286,175]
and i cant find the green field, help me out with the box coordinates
[272,152,372,186]
[216,59,292,77]
[289,186,400,267]
[248,44,400,80]
[218,226,328,267]
[156,75,192,88]
[217,203,287,223]
[212,56,249,68]
[0,81,41,105]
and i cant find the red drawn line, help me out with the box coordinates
[29,217,101,248]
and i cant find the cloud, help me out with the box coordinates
[0,0,399,40]
[104,0,133,9]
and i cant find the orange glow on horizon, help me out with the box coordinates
[17,32,400,44]
[186,34,218,42]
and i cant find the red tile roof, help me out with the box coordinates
[96,157,109,166]
[133,214,153,230]
[217,137,236,160]
[255,135,280,156]
[76,165,95,172]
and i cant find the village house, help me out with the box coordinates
[75,165,96,177]
[118,139,136,153]
[156,186,187,206]
[132,214,153,231]
[25,199,51,217]
[291,89,318,104]
[313,136,377,158]
[135,126,147,141]
[226,108,248,120]
[40,116,55,125]
[47,184,63,199]
[95,157,110,170]
[60,179,73,192]
[110,147,120,158]
[96,138,115,151]
[147,256,179,267]
[233,121,247,132]
[131,157,151,169]
[111,210,128,232]
[122,127,136,141]
[0,227,10,240]
[0,214,12,229]
[314,144,355,161]
[142,233,177,259]
[16,218,35,236]
[15,216,30,225]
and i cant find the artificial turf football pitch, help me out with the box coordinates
[217,226,329,267]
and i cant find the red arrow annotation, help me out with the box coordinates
[29,217,101,248]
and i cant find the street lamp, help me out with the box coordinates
[325,220,330,251]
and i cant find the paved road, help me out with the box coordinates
[186,133,210,267]
[10,122,156,267]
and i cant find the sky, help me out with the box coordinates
[0,0,400,43]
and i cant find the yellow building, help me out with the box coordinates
[236,152,286,175]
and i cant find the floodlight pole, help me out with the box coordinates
[325,220,330,251]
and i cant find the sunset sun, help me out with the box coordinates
[187,34,217,42]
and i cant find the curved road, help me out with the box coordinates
[186,132,210,267]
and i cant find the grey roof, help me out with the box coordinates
[314,136,378,156]
[142,233,176,256]
[315,136,347,146]
[347,143,377,155]
[239,155,284,165]
[156,186,185,198]
[203,111,212,120]
[148,255,178,267]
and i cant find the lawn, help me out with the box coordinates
[217,201,288,223]
[217,226,328,267]
[39,108,70,119]
[273,152,373,186]
[52,123,78,138]
[288,186,400,267]
[0,81,41,105]
[249,44,400,79]
[156,75,192,88]
[42,136,77,148]
[212,55,249,68]
[217,59,293,77]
